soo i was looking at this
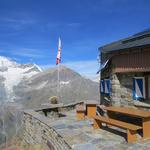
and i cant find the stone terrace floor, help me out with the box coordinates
[46,110,150,150]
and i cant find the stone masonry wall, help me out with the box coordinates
[101,72,144,107]
[21,110,71,150]
[110,73,134,106]
[110,72,145,106]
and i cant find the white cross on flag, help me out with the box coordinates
[56,38,61,65]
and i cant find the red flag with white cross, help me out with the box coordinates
[56,38,61,65]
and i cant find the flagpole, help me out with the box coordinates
[57,63,60,102]
[56,37,61,103]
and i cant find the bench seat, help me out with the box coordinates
[93,116,142,143]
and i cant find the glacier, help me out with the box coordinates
[0,56,42,102]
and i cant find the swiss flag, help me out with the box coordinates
[56,38,61,65]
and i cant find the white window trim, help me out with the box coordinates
[134,77,145,99]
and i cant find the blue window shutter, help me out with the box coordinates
[100,80,105,93]
[104,79,111,96]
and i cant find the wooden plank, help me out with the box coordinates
[100,106,150,118]
[93,116,142,130]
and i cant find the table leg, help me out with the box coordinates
[86,105,87,116]
[142,117,150,139]
[93,119,102,129]
[127,129,137,143]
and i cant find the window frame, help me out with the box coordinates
[133,77,145,100]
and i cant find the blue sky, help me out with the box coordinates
[0,0,150,81]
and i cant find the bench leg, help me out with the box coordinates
[93,119,102,129]
[127,130,137,143]
[77,112,85,120]
[142,117,150,139]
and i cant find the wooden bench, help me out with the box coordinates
[93,116,142,143]
[76,105,85,120]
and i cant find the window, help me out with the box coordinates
[133,77,145,100]
[100,80,105,93]
[100,79,111,96]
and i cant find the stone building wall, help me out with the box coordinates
[110,73,135,106]
[101,72,144,107]
[21,110,71,150]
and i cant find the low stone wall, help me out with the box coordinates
[22,110,71,150]
[60,101,84,111]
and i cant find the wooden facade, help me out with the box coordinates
[112,49,150,73]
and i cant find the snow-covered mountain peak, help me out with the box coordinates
[0,56,18,68]
[0,56,42,102]
[33,64,43,72]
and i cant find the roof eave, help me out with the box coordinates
[100,44,150,54]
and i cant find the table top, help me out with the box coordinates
[85,100,99,105]
[98,106,150,118]
[76,105,85,111]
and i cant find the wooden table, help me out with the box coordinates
[85,101,99,118]
[100,106,150,139]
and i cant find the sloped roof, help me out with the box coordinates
[100,29,150,53]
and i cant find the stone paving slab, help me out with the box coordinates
[57,128,81,137]
[46,110,150,150]
[73,143,97,150]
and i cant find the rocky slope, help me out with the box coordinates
[14,65,99,108]
[0,56,99,108]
